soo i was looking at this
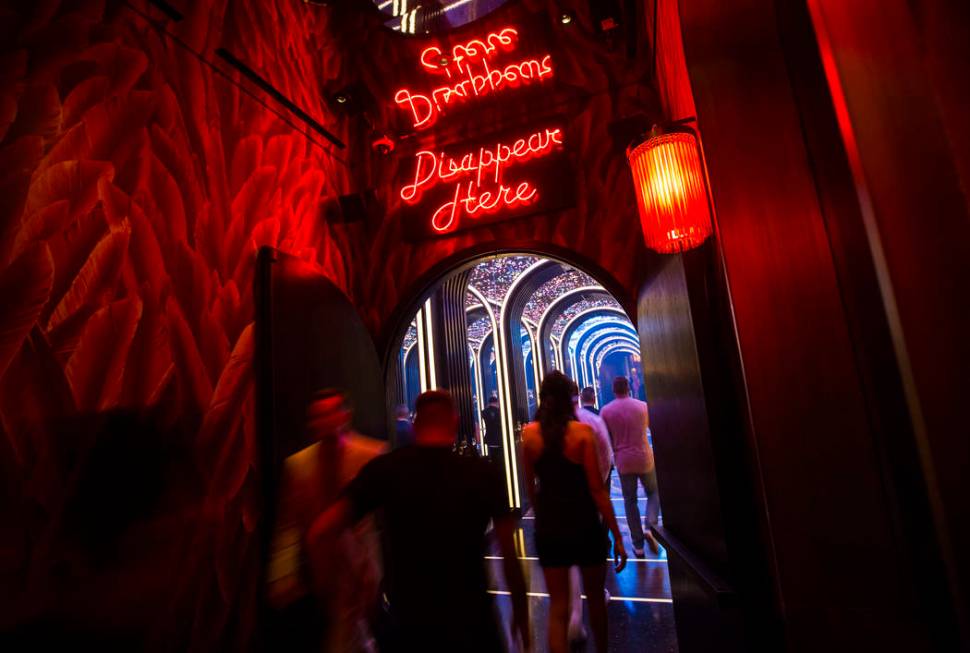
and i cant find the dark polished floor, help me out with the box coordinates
[487,476,679,652]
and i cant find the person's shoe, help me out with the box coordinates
[645,531,661,555]
[633,547,645,558]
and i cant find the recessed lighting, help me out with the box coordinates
[335,94,348,104]
[560,13,573,25]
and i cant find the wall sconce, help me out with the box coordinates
[626,124,713,253]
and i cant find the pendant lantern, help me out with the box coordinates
[626,125,713,253]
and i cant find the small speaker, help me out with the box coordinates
[323,190,380,224]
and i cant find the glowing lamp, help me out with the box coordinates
[626,126,713,253]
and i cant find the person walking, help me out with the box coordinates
[579,386,600,415]
[481,393,503,461]
[393,404,414,448]
[268,391,385,652]
[567,382,615,647]
[307,390,529,652]
[573,384,613,486]
[522,372,627,653]
[600,376,661,557]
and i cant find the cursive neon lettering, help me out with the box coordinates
[431,180,540,233]
[399,128,563,204]
[399,127,563,233]
[395,27,554,129]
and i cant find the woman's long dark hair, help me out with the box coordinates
[535,371,576,454]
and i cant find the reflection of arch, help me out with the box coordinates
[521,320,540,416]
[468,284,518,506]
[402,343,420,410]
[574,322,638,362]
[500,259,563,431]
[402,341,416,393]
[578,329,640,388]
[595,342,640,376]
[557,307,634,373]
[574,323,638,366]
[536,286,613,377]
[593,345,641,405]
[587,337,640,390]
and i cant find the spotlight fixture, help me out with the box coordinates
[335,94,348,104]
[560,13,573,25]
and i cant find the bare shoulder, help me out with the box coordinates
[569,420,595,443]
[522,422,541,443]
[521,422,543,454]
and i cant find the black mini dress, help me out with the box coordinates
[533,444,610,568]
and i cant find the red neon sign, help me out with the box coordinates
[394,27,555,129]
[399,127,564,233]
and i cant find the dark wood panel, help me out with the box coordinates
[677,0,937,648]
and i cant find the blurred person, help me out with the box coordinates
[394,404,414,448]
[572,384,613,486]
[522,372,627,653]
[600,376,661,557]
[1,409,191,649]
[567,382,615,646]
[580,387,599,415]
[307,390,529,652]
[482,393,502,461]
[267,391,385,652]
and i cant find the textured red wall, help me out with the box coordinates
[0,0,664,646]
[0,0,350,646]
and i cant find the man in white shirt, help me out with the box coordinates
[572,385,613,483]
[600,376,660,557]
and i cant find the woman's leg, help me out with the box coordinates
[567,566,587,642]
[543,566,571,653]
[580,564,609,653]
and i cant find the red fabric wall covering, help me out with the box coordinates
[0,0,348,646]
[0,0,665,645]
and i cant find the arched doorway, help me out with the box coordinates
[377,249,676,651]
[387,252,642,512]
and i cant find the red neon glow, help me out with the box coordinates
[399,127,564,233]
[419,28,518,74]
[627,131,713,253]
[394,26,554,129]
[431,180,538,233]
[401,128,563,202]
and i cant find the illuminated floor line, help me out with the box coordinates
[485,555,666,563]
[488,590,673,604]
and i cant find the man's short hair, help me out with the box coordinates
[613,376,630,395]
[395,404,410,419]
[415,390,456,423]
[488,393,499,404]
[580,387,597,405]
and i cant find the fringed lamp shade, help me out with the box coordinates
[626,129,713,253]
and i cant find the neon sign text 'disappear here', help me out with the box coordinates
[399,127,564,233]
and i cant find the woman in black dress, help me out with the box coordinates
[521,371,627,653]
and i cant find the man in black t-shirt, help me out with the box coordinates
[482,393,502,460]
[308,390,530,652]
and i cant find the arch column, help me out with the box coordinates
[429,270,475,444]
